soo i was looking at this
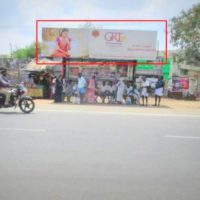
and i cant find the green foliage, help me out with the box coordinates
[170,3,200,65]
[13,42,41,59]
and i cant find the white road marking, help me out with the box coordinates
[165,135,200,139]
[0,128,46,133]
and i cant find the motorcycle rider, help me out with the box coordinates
[0,69,12,106]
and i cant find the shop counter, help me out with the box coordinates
[27,86,43,98]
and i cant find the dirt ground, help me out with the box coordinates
[34,97,200,115]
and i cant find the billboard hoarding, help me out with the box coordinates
[89,29,157,60]
[41,27,157,61]
[42,28,89,58]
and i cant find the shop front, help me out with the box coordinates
[23,59,61,99]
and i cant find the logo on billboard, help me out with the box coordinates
[104,32,126,42]
[92,30,100,38]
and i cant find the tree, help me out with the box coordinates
[13,42,41,59]
[170,3,200,66]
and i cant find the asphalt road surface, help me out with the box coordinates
[0,107,200,200]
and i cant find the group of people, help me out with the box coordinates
[0,69,165,107]
[52,72,165,106]
[138,76,165,106]
[45,28,166,106]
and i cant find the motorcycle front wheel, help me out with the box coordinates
[19,98,35,113]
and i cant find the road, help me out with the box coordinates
[0,105,200,200]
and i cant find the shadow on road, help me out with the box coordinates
[0,111,36,115]
[50,102,172,109]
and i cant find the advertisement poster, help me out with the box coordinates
[117,66,128,77]
[81,67,98,78]
[42,28,157,60]
[68,66,128,79]
[172,77,189,92]
[42,28,89,58]
[89,29,157,60]
[69,67,79,77]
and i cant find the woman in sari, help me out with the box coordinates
[52,29,71,58]
[54,75,63,103]
[87,75,96,103]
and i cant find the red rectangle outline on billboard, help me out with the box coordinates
[36,19,168,66]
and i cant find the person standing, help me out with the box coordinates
[77,73,87,104]
[54,75,63,103]
[87,75,96,103]
[133,83,140,105]
[126,82,133,96]
[42,76,50,99]
[109,81,117,103]
[99,81,107,104]
[116,78,125,104]
[154,76,165,106]
[65,80,73,103]
[71,81,80,104]
[137,76,143,94]
[25,74,34,87]
[50,76,56,99]
[141,76,149,106]
[125,82,134,105]
[0,70,11,106]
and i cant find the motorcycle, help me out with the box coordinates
[0,83,35,113]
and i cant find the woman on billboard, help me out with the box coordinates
[52,29,71,58]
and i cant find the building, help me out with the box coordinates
[172,62,200,96]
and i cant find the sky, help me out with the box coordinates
[0,0,199,55]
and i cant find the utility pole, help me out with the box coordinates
[9,42,13,58]
[62,57,66,79]
[157,40,159,58]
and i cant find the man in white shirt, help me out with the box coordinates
[99,81,111,103]
[77,73,87,103]
[116,78,125,104]
[141,77,150,106]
